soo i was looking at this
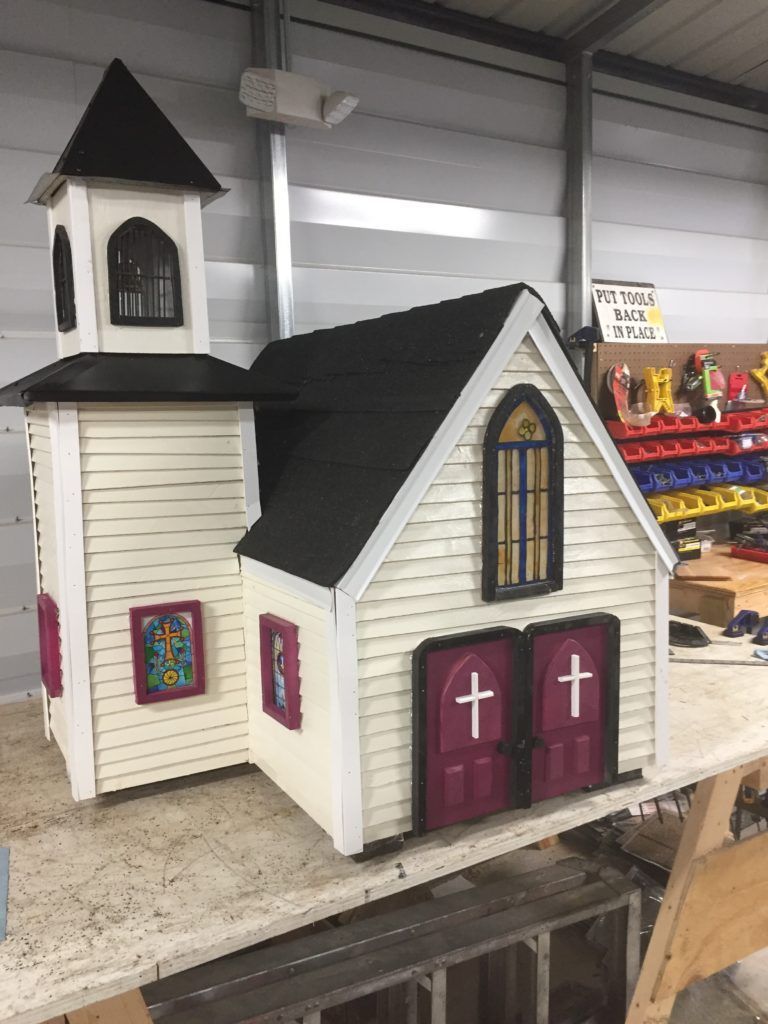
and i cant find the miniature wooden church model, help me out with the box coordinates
[3,60,675,857]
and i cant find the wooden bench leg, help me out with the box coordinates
[518,934,550,1024]
[430,968,447,1024]
[603,889,642,1019]
[479,946,517,1024]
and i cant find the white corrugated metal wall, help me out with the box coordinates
[1,0,766,700]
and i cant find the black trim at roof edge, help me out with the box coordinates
[0,353,295,407]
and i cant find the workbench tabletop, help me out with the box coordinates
[2,644,767,1024]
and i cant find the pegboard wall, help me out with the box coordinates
[589,342,768,420]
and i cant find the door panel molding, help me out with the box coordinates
[519,612,621,808]
[412,626,520,836]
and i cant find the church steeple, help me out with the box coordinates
[29,59,222,359]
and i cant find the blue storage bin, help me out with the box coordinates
[631,466,655,493]
[678,460,710,486]
[649,464,677,492]
[706,459,728,484]
[669,463,695,488]
[721,459,745,482]
[740,459,765,484]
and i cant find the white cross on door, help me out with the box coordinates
[557,653,593,719]
[455,670,495,739]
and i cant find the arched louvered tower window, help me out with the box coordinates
[482,383,564,602]
[107,218,183,326]
[52,226,76,332]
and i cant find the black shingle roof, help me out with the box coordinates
[235,284,557,586]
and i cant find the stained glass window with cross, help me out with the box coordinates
[482,383,563,602]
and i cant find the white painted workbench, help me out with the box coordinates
[2,627,767,1024]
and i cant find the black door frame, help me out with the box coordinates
[411,626,522,836]
[517,612,621,808]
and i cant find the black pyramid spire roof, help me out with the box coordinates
[50,59,222,195]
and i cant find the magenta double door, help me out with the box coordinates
[414,615,619,833]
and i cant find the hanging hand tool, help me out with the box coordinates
[694,349,725,422]
[750,352,768,400]
[642,366,675,415]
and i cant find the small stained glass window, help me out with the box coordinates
[129,601,205,704]
[259,614,300,730]
[270,628,286,710]
[482,383,563,602]
[107,217,183,327]
[52,226,76,332]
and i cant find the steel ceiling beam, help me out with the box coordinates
[563,0,672,57]
[594,50,768,115]
[320,0,768,115]
[321,0,562,61]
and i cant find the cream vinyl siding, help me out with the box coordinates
[80,403,249,793]
[243,571,334,836]
[27,404,68,760]
[356,338,658,844]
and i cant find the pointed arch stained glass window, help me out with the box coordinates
[482,384,563,602]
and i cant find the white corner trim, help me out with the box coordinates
[238,402,261,528]
[50,403,96,800]
[240,556,333,611]
[182,193,210,354]
[67,181,99,353]
[338,289,545,601]
[527,315,677,573]
[330,587,364,855]
[24,406,49,740]
[654,555,670,767]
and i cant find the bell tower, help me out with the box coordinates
[29,59,224,358]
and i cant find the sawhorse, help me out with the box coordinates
[627,756,768,1023]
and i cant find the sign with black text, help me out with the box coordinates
[592,280,667,342]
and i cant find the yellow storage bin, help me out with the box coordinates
[749,487,768,512]
[686,488,724,515]
[648,493,688,523]
[705,486,741,512]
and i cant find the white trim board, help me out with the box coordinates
[50,403,96,801]
[238,403,261,528]
[67,181,99,354]
[338,289,545,602]
[330,586,364,855]
[182,192,211,355]
[526,315,677,573]
[240,556,333,611]
[23,407,49,740]
[654,556,670,767]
